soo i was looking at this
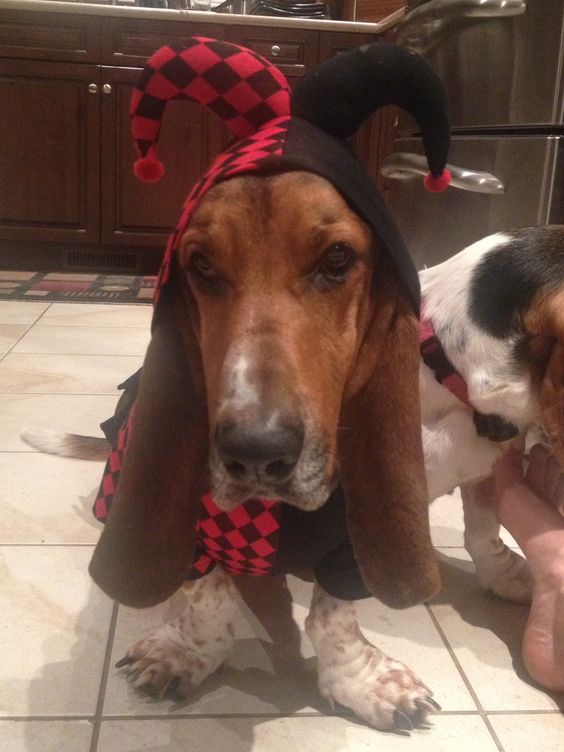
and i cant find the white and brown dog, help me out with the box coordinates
[23,223,564,732]
[421,224,564,604]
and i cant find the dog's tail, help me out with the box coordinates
[21,428,110,461]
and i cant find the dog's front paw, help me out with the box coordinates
[117,621,234,700]
[317,647,440,733]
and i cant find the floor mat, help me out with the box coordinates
[0,270,156,303]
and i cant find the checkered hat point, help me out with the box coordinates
[130,37,291,183]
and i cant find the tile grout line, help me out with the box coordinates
[89,600,120,752]
[0,303,54,365]
[425,603,507,752]
[0,709,561,723]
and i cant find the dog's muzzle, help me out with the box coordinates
[215,417,305,487]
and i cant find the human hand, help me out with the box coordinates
[494,437,564,518]
[525,443,564,517]
[493,436,526,503]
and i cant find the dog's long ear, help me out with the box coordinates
[89,267,209,608]
[339,259,440,609]
[525,288,564,468]
[540,339,564,467]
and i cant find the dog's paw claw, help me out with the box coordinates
[118,629,233,702]
[115,655,134,669]
[416,696,441,713]
[163,675,184,701]
[429,696,441,711]
[393,709,414,732]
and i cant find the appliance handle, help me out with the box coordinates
[396,0,527,53]
[381,153,505,194]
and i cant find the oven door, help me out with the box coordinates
[382,135,564,268]
[395,0,564,128]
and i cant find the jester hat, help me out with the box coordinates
[89,37,450,609]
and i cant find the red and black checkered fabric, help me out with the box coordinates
[94,426,281,579]
[154,115,290,303]
[93,409,132,524]
[191,494,281,578]
[130,37,291,163]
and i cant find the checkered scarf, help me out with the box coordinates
[94,400,282,579]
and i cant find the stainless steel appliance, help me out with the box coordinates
[381,0,564,268]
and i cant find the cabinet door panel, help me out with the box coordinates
[0,59,100,243]
[0,10,100,63]
[100,66,229,247]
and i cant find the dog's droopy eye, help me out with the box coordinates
[318,243,356,284]
[188,252,225,294]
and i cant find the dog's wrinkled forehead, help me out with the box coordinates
[185,171,374,245]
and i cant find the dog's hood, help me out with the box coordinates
[131,37,451,315]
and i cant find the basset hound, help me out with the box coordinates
[21,37,453,734]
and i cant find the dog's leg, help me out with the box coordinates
[117,566,237,699]
[461,477,533,604]
[305,582,439,732]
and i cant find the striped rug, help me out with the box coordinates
[0,271,156,304]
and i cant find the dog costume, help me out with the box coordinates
[90,37,451,608]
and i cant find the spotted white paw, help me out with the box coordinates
[117,620,235,700]
[317,647,440,733]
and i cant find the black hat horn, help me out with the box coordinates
[292,41,451,190]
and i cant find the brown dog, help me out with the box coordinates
[22,37,456,732]
[85,169,439,732]
[89,168,439,610]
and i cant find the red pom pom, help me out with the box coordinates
[424,169,451,193]
[133,156,165,183]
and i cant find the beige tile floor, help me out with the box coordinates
[0,299,563,752]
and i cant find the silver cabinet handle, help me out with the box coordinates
[271,44,281,57]
[396,0,526,54]
[88,83,98,94]
[381,153,505,194]
[102,84,112,95]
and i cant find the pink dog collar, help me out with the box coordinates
[420,315,471,407]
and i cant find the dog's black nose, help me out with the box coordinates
[216,419,304,484]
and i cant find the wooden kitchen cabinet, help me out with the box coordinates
[0,58,101,244]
